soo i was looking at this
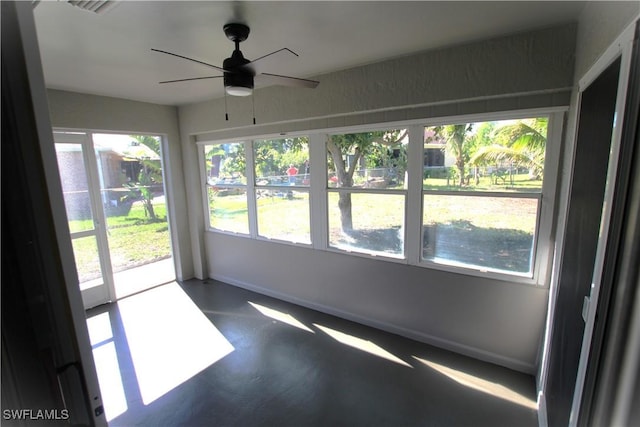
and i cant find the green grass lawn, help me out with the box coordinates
[70,200,171,282]
[256,191,311,242]
[423,173,543,192]
[209,192,250,234]
[210,189,537,273]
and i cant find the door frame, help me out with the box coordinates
[568,19,637,426]
[54,131,116,308]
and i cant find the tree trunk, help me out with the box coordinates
[144,197,156,220]
[327,139,359,233]
[138,164,157,220]
[457,158,465,187]
[338,192,353,232]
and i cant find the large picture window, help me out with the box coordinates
[204,142,249,234]
[327,129,408,258]
[421,118,548,275]
[201,112,559,282]
[253,137,311,244]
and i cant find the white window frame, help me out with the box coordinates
[324,125,410,261]
[251,137,313,246]
[199,108,564,286]
[411,111,563,285]
[199,140,252,237]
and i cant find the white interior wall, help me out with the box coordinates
[207,234,549,372]
[46,90,193,280]
[178,24,578,372]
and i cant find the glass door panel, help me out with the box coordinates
[56,143,95,232]
[55,132,176,307]
[55,136,112,308]
[92,134,175,299]
[71,235,102,290]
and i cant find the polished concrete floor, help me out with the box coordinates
[86,279,539,427]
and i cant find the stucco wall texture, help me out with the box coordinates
[179,24,576,135]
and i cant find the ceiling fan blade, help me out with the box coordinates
[243,48,299,74]
[258,72,319,89]
[151,48,226,73]
[252,47,299,63]
[159,76,224,84]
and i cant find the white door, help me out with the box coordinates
[55,131,176,308]
[55,132,115,308]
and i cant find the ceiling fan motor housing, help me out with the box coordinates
[223,23,250,43]
[223,50,254,90]
[223,71,254,91]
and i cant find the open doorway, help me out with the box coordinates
[54,131,175,308]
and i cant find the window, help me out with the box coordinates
[421,118,548,275]
[253,137,311,243]
[327,128,408,257]
[201,112,560,282]
[204,142,249,234]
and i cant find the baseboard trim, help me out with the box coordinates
[209,273,536,374]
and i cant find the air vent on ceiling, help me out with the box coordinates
[67,0,118,14]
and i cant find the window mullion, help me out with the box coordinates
[535,111,564,285]
[245,140,258,238]
[405,125,424,265]
[309,133,328,249]
[198,145,211,229]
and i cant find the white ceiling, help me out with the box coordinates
[33,1,586,106]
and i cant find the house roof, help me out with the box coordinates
[110,143,161,161]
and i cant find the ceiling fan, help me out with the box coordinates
[152,23,319,98]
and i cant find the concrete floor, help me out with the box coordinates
[86,279,539,427]
[113,257,175,299]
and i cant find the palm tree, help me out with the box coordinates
[470,118,547,180]
[438,124,474,187]
[129,135,162,220]
[131,134,161,156]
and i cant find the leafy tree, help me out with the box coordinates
[219,143,246,180]
[132,134,161,156]
[254,137,308,180]
[470,118,547,179]
[327,129,406,232]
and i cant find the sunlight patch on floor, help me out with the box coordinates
[248,301,314,333]
[118,282,234,405]
[86,312,127,421]
[314,324,412,368]
[413,356,537,410]
[114,257,175,299]
[87,311,113,346]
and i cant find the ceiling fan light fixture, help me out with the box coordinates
[223,69,254,97]
[225,86,253,97]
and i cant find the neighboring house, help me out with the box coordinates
[423,128,454,176]
[56,141,161,219]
